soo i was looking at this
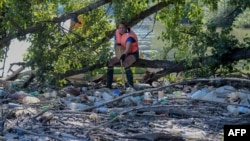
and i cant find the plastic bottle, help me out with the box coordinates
[160,98,168,104]
[0,90,6,97]
[238,106,250,114]
[101,92,113,101]
[227,105,239,115]
[143,92,152,104]
[67,102,88,110]
[81,87,87,93]
[112,89,120,96]
[95,107,108,113]
[30,91,39,96]
[190,88,209,100]
[158,91,164,100]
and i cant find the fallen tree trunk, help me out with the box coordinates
[57,47,250,81]
[3,47,249,86]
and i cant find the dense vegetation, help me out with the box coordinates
[1,0,250,85]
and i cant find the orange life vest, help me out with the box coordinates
[115,29,139,54]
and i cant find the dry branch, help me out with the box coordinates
[122,133,184,141]
[12,127,65,141]
[4,66,25,81]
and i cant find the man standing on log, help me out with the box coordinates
[106,19,140,89]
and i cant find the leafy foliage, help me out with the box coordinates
[233,8,250,28]
[205,0,240,27]
[154,0,250,78]
[111,0,148,23]
[24,0,148,84]
[22,1,113,84]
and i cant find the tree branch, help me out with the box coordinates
[0,0,112,47]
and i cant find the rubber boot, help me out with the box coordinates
[106,67,114,89]
[125,68,133,87]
